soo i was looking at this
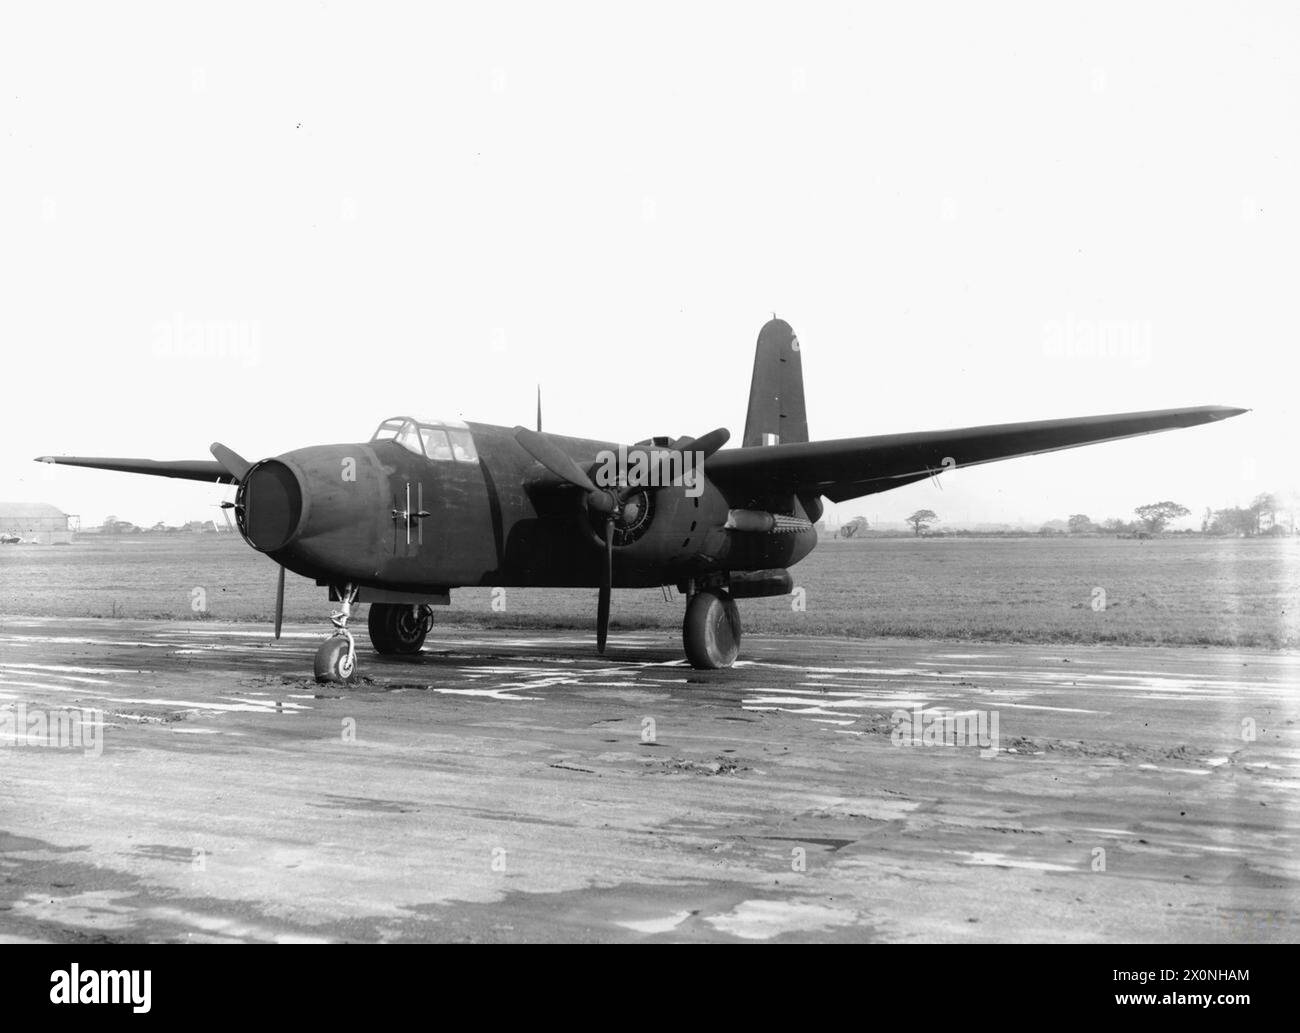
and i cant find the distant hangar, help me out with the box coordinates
[0,502,78,544]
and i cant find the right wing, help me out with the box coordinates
[705,405,1247,504]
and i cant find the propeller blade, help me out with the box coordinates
[671,427,730,459]
[209,442,253,481]
[514,427,616,513]
[688,426,730,459]
[513,427,598,493]
[274,565,286,640]
[596,518,613,653]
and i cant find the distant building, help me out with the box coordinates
[0,502,79,544]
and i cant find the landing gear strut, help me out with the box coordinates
[368,602,434,655]
[314,584,358,683]
[682,586,742,669]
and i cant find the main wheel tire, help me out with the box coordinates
[682,588,742,669]
[367,602,433,655]
[314,636,356,683]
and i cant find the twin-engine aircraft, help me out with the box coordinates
[38,319,1245,681]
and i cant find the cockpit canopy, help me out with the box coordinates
[371,417,478,463]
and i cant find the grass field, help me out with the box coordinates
[3,534,1296,648]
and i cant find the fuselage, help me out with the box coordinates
[238,420,818,594]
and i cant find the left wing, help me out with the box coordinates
[705,405,1246,503]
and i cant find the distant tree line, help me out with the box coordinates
[96,515,219,534]
[1203,492,1286,536]
[839,490,1291,539]
[1062,492,1288,537]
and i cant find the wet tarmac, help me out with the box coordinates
[1,617,1297,942]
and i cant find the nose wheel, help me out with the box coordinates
[314,584,359,683]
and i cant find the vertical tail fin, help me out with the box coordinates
[742,318,808,447]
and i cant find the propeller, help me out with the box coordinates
[513,425,730,654]
[274,564,286,640]
[209,442,253,481]
[513,426,620,649]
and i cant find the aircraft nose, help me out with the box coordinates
[236,459,305,552]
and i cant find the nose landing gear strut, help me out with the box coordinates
[314,584,358,683]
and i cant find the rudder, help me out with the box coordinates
[742,318,808,447]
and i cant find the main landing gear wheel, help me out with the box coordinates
[368,602,433,655]
[683,587,742,669]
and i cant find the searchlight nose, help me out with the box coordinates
[235,459,305,552]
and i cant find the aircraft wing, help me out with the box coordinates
[34,456,237,484]
[705,405,1247,504]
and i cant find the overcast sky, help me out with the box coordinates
[1,2,1295,529]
